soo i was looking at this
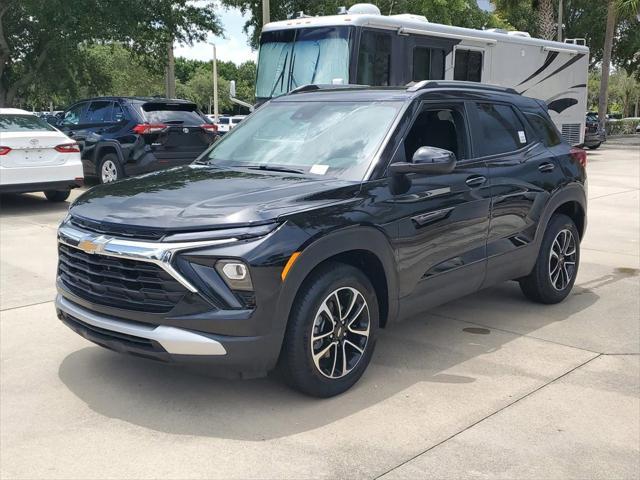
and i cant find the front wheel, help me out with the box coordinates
[519,213,580,304]
[44,190,70,202]
[279,263,378,397]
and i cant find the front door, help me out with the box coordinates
[366,100,491,320]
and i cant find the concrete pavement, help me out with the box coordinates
[1,137,638,479]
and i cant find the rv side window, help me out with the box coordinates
[474,103,527,156]
[524,112,562,147]
[357,30,391,86]
[454,49,483,82]
[412,47,445,81]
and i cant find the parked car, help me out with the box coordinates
[53,97,217,183]
[209,115,245,135]
[55,82,587,397]
[583,111,605,149]
[0,108,83,201]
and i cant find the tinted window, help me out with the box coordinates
[0,114,56,132]
[412,47,445,81]
[85,101,113,123]
[141,103,204,124]
[475,103,527,156]
[219,118,230,125]
[404,107,467,161]
[112,103,126,122]
[525,112,562,147]
[454,49,483,82]
[62,103,86,126]
[357,31,391,86]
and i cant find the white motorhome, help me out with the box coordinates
[255,3,589,145]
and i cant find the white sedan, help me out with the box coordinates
[0,108,83,201]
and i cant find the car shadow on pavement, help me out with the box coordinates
[0,193,72,217]
[58,281,602,441]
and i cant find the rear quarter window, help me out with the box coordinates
[525,112,563,147]
[0,114,56,132]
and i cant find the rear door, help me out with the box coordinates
[472,101,566,285]
[139,102,216,162]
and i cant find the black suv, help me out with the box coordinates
[584,112,605,150]
[55,82,587,397]
[54,97,217,183]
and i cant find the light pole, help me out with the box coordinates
[557,0,563,42]
[209,42,219,123]
[263,0,270,25]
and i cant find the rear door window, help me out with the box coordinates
[141,103,203,125]
[474,103,528,157]
[62,103,87,126]
[0,114,56,132]
[85,101,114,123]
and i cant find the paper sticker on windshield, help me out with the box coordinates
[310,164,329,175]
[518,131,527,143]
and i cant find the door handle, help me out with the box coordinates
[538,162,555,173]
[465,175,487,187]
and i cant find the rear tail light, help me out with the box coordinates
[54,143,80,153]
[132,123,167,134]
[0,146,11,155]
[200,123,218,132]
[570,147,587,168]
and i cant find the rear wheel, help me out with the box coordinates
[44,190,70,202]
[280,263,378,397]
[519,213,580,304]
[98,153,123,184]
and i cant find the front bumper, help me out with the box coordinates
[55,218,305,377]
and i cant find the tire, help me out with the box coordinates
[519,213,580,304]
[279,262,379,397]
[587,143,601,150]
[97,153,124,184]
[44,190,70,202]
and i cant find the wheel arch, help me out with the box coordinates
[535,184,587,245]
[94,142,125,172]
[276,227,399,333]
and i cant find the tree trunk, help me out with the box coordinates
[598,0,617,130]
[537,0,556,40]
[165,39,175,98]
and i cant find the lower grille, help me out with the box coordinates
[58,243,187,313]
[561,123,581,146]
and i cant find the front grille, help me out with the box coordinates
[561,123,581,145]
[58,243,187,313]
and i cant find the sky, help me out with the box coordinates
[175,7,257,65]
[176,1,495,65]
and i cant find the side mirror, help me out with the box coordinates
[389,146,457,175]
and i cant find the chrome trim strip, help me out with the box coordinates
[57,222,236,293]
[56,295,227,355]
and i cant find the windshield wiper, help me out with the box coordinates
[269,51,290,98]
[244,164,306,175]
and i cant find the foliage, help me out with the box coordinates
[587,68,640,117]
[606,118,640,135]
[222,0,506,49]
[0,0,222,106]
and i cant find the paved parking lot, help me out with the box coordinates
[1,137,639,479]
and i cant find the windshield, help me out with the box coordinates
[204,100,402,181]
[0,114,56,132]
[256,26,353,99]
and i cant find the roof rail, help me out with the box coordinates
[288,84,370,95]
[407,80,519,95]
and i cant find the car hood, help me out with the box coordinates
[70,164,357,231]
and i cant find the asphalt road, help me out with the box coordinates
[1,137,639,479]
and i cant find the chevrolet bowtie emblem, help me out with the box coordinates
[77,237,108,254]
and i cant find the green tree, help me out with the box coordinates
[0,0,222,106]
[223,0,504,49]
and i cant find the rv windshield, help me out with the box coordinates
[256,26,353,100]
